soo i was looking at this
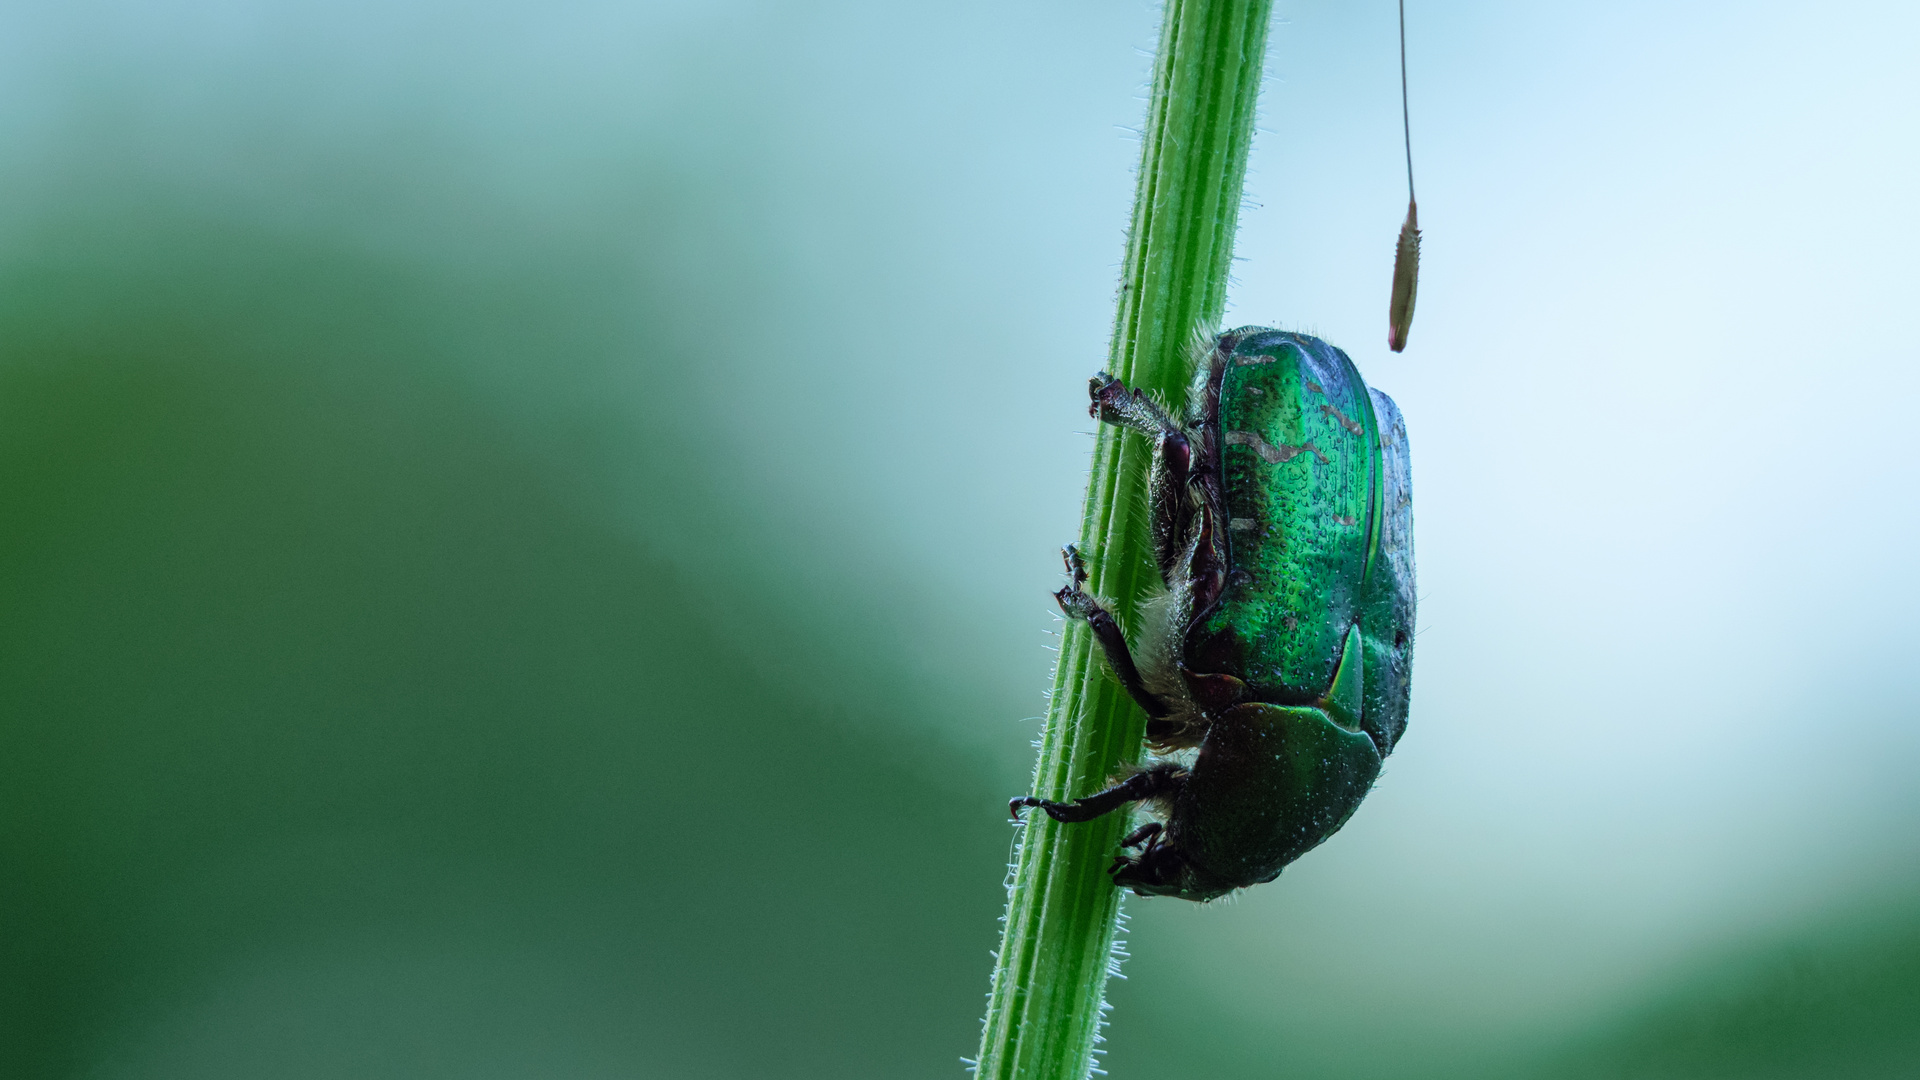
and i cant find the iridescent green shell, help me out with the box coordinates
[1146,330,1414,894]
[1190,329,1414,758]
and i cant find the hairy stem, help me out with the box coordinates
[974,2,1272,1077]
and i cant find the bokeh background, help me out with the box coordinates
[3,0,1917,1077]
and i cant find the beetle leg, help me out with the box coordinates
[1056,546,1172,719]
[1088,373,1183,439]
[1184,479,1228,613]
[1088,374,1195,586]
[1182,339,1234,613]
[1010,763,1187,822]
[1112,821,1170,876]
[1061,542,1091,586]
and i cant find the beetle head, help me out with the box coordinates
[1111,844,1233,902]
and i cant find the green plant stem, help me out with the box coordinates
[974,2,1272,1078]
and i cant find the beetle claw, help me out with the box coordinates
[1060,544,1088,585]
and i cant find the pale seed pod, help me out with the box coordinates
[1388,198,1419,352]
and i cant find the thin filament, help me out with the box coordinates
[1400,0,1414,202]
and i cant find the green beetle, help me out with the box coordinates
[1012,328,1414,901]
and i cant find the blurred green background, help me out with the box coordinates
[2,1,1917,1078]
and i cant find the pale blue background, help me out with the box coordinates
[1,1,1915,1076]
